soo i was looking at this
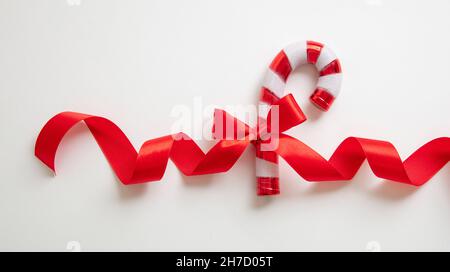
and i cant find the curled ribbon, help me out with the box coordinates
[34,41,450,196]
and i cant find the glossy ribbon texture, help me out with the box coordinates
[34,40,449,196]
[35,94,449,195]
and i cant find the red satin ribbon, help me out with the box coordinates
[35,94,449,192]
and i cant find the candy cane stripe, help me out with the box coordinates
[260,87,280,105]
[255,157,279,177]
[306,40,324,64]
[310,88,335,111]
[319,59,341,76]
[269,50,292,81]
[316,73,342,97]
[315,45,338,71]
[262,69,285,98]
[283,41,308,69]
[257,177,280,195]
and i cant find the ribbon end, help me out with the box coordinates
[36,156,57,176]
[35,146,57,174]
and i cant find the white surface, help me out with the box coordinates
[0,0,449,252]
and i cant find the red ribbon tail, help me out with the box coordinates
[276,134,450,185]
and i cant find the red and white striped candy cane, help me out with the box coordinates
[256,40,342,195]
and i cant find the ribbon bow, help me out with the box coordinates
[212,94,306,143]
[212,94,306,194]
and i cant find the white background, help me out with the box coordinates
[0,0,449,251]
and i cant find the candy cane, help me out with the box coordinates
[256,40,342,195]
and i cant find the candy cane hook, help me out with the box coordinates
[256,40,342,195]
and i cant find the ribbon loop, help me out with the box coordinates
[212,94,306,142]
[267,94,307,133]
